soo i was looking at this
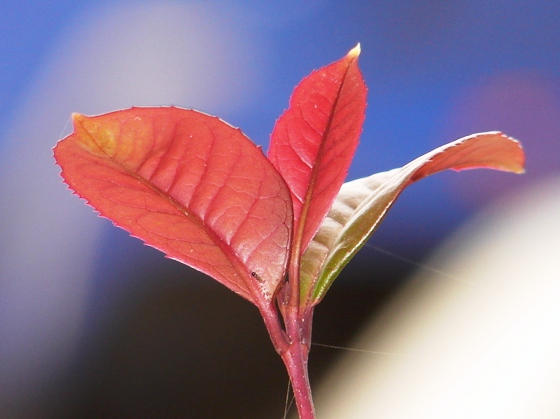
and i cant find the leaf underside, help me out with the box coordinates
[300,131,526,306]
[54,107,292,303]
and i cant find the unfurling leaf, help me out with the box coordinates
[54,107,292,303]
[300,131,525,306]
[268,44,366,260]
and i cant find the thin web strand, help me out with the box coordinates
[57,116,73,142]
[282,378,294,419]
[366,243,488,290]
[312,243,488,357]
[312,342,419,358]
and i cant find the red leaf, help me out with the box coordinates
[54,107,292,303]
[410,131,526,179]
[268,45,367,256]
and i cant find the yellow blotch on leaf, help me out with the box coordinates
[72,113,120,158]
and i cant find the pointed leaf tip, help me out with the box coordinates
[348,43,361,58]
[70,112,121,158]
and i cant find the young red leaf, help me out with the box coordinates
[54,107,292,303]
[300,132,525,306]
[268,44,367,258]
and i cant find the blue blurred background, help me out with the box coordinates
[0,1,558,417]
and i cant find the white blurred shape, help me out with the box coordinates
[315,176,560,418]
[0,1,264,413]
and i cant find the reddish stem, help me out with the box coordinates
[255,222,316,419]
[282,305,315,419]
[281,343,314,419]
[257,298,316,419]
